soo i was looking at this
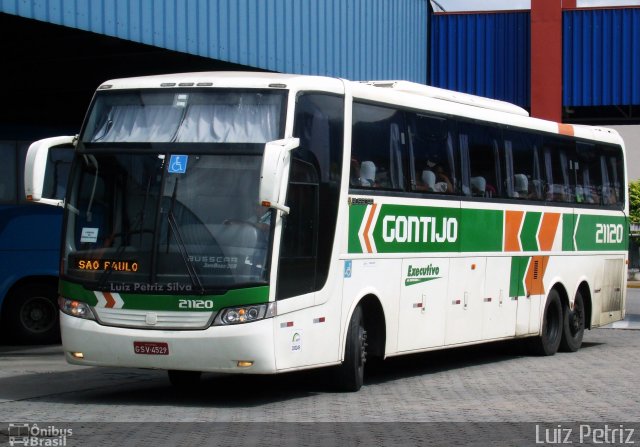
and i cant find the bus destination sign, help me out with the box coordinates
[76,259,139,272]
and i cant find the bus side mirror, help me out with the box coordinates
[259,137,299,215]
[25,135,76,207]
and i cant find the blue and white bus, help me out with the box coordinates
[0,139,71,344]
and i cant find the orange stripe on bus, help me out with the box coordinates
[538,212,561,251]
[103,292,116,308]
[363,204,377,253]
[505,210,524,252]
[558,123,574,136]
[525,256,548,296]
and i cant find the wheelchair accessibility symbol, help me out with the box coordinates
[168,155,188,174]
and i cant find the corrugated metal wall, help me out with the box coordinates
[430,12,530,108]
[563,8,640,107]
[0,0,428,83]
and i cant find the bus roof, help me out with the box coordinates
[95,72,624,148]
[363,80,530,117]
[97,71,345,92]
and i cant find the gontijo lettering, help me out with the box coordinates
[383,215,458,243]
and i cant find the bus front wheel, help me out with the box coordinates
[335,305,367,392]
[2,283,60,345]
[559,290,585,352]
[529,289,563,356]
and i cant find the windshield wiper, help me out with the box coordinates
[138,176,151,246]
[166,178,205,293]
[96,170,152,291]
[96,209,144,291]
[83,154,99,222]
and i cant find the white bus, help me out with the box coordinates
[26,72,628,391]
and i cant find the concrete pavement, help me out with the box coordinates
[604,284,640,329]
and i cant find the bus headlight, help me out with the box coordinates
[213,302,276,325]
[58,297,96,320]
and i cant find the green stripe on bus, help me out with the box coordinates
[509,256,529,298]
[348,203,626,254]
[58,280,269,311]
[459,208,503,252]
[562,213,576,251]
[371,204,460,253]
[520,212,542,252]
[574,214,628,251]
[348,204,367,254]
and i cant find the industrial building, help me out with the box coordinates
[0,0,638,172]
[0,1,638,340]
[0,0,428,143]
[430,0,640,179]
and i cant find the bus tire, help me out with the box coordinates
[559,290,585,352]
[335,305,367,392]
[529,289,563,356]
[3,283,60,345]
[168,370,201,389]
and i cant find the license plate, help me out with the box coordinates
[133,341,169,355]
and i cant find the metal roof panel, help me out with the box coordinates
[430,11,530,108]
[563,8,640,106]
[0,0,428,83]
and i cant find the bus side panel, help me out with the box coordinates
[0,205,62,306]
[397,258,449,352]
[341,258,401,358]
[445,257,485,345]
[483,257,518,339]
[595,257,625,326]
[273,270,345,371]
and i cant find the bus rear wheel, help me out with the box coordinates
[2,283,60,345]
[335,305,367,392]
[528,289,563,356]
[559,290,585,352]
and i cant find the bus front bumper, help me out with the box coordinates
[60,312,276,373]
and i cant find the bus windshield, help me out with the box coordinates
[82,89,285,143]
[63,88,287,293]
[63,152,274,293]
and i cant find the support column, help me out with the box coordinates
[531,0,563,122]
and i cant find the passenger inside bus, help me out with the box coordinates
[359,161,377,187]
[349,158,361,186]
[416,161,453,193]
[350,158,379,187]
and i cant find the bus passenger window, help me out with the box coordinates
[458,122,501,198]
[575,143,600,204]
[351,102,405,190]
[407,113,457,194]
[504,131,543,200]
[542,137,575,203]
